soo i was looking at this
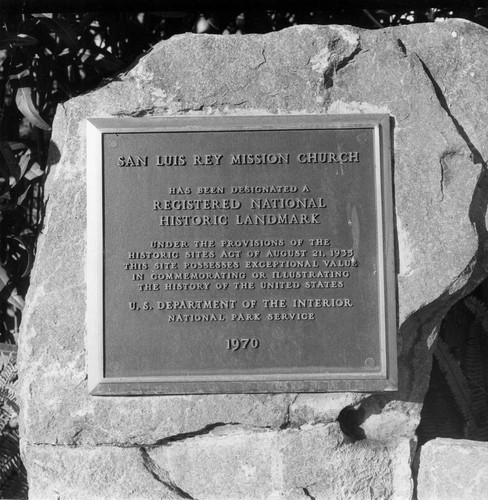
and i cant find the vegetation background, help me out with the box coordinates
[0,2,487,497]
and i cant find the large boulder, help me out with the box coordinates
[19,20,488,499]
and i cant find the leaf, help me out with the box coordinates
[91,50,125,72]
[6,142,27,153]
[8,290,24,311]
[15,87,51,131]
[23,162,43,181]
[7,230,35,278]
[464,322,488,439]
[0,144,43,190]
[0,143,19,183]
[15,186,31,208]
[8,67,29,81]
[17,149,32,179]
[465,296,488,334]
[0,50,7,69]
[0,32,37,49]
[34,14,80,52]
[0,345,16,360]
[0,429,23,492]
[0,266,24,311]
[0,192,12,205]
[0,355,17,388]
[476,8,488,18]
[417,357,465,444]
[435,337,477,427]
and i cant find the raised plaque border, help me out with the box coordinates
[86,114,397,395]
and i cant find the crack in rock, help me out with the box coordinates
[396,38,407,56]
[415,53,486,167]
[113,107,155,117]
[438,150,462,202]
[310,28,361,91]
[303,486,317,499]
[280,394,299,429]
[255,47,267,70]
[140,447,195,499]
[439,157,445,202]
[413,48,488,294]
[148,422,240,449]
[323,43,362,90]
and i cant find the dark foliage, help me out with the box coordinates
[418,294,488,445]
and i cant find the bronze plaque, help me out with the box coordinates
[86,115,397,395]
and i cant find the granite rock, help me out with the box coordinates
[146,423,414,499]
[22,442,182,500]
[417,438,488,500]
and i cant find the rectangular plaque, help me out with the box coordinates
[86,115,397,395]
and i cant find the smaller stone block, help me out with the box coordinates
[22,442,181,500]
[418,438,488,500]
[147,423,414,499]
[360,400,422,440]
[147,426,279,499]
[305,436,414,499]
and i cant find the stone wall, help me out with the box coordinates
[417,438,488,500]
[19,20,488,499]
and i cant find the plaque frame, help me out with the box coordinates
[86,115,397,395]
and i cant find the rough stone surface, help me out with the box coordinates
[359,397,422,441]
[289,393,368,426]
[18,20,488,499]
[145,423,414,499]
[22,443,181,500]
[417,438,488,500]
